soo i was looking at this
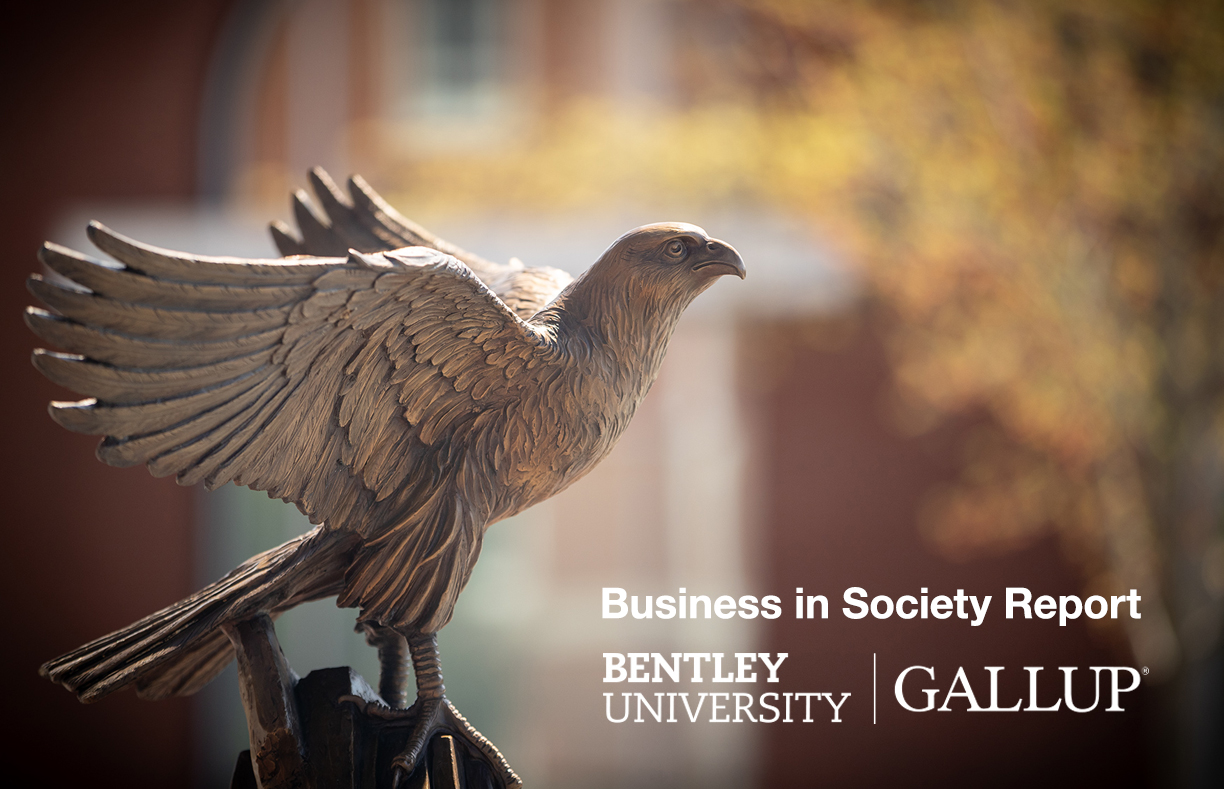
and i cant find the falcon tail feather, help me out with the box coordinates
[39,527,350,703]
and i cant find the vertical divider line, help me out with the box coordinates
[873,652,877,724]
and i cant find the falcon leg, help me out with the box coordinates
[395,633,520,788]
[346,631,522,789]
[358,622,411,708]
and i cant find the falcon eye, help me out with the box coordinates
[664,239,687,259]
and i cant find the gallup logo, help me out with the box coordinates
[895,666,1143,712]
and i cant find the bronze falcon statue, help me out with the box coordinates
[30,169,744,787]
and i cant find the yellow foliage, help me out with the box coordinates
[374,0,1224,669]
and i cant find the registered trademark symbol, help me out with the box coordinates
[1141,666,1149,676]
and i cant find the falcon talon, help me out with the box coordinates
[30,168,745,788]
[338,694,402,719]
[390,697,522,789]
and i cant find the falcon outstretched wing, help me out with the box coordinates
[271,168,573,319]
[27,222,561,547]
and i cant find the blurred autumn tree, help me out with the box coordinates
[376,0,1224,675]
[703,0,1224,678]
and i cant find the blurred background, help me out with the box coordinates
[1,0,1221,787]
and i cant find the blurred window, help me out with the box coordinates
[389,0,506,122]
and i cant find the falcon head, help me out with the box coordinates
[551,222,744,337]
[604,222,746,295]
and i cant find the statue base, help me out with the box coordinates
[225,616,503,789]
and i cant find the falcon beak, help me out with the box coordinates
[692,239,746,280]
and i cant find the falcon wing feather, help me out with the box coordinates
[270,168,573,319]
[28,223,561,544]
